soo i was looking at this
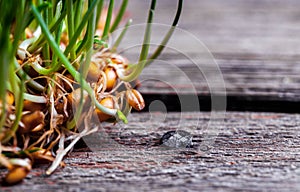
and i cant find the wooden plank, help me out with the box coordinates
[110,0,300,105]
[124,0,300,55]
[133,53,300,113]
[1,112,300,191]
[136,53,300,100]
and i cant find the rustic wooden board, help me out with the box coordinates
[123,52,300,113]
[1,112,300,191]
[137,54,300,97]
[125,0,300,55]
[113,0,300,105]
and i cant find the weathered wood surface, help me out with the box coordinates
[1,1,300,191]
[126,0,300,55]
[1,112,300,191]
[117,0,300,103]
[137,55,300,100]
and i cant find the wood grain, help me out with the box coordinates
[112,0,300,104]
[1,112,299,191]
[1,1,300,191]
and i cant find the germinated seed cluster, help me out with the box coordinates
[0,0,182,185]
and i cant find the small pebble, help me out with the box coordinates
[160,130,193,148]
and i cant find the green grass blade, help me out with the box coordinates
[109,0,128,33]
[146,0,183,66]
[64,0,100,56]
[101,0,114,40]
[138,0,156,62]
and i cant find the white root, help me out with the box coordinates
[46,111,99,175]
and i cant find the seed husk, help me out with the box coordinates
[104,67,117,91]
[6,92,14,105]
[126,89,145,111]
[18,111,45,134]
[87,62,101,82]
[67,88,90,108]
[111,54,128,66]
[67,88,91,119]
[94,97,114,122]
[0,91,14,107]
[4,166,30,185]
[23,100,46,112]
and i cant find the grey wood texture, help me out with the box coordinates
[1,1,300,191]
[119,0,300,101]
[1,112,300,191]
